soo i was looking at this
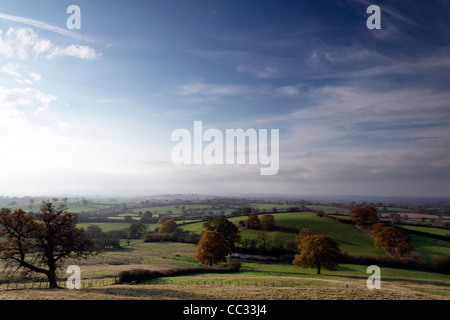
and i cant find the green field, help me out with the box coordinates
[305,205,347,214]
[377,207,410,212]
[78,211,450,260]
[2,200,449,300]
[395,224,450,237]
[409,233,450,259]
[182,212,387,256]
[4,202,115,213]
[1,241,448,300]
[77,222,132,232]
[131,204,222,216]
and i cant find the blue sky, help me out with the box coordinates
[0,0,449,197]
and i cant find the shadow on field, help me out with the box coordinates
[108,246,135,253]
[83,285,213,300]
[322,273,449,287]
[274,226,298,233]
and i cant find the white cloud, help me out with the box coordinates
[1,62,21,78]
[237,65,279,79]
[177,81,246,96]
[30,73,41,81]
[274,85,300,97]
[0,11,91,41]
[0,86,56,112]
[47,44,99,60]
[1,62,43,85]
[0,27,99,60]
[176,80,250,103]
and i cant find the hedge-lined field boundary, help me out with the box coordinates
[118,264,240,284]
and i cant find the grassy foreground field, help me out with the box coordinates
[0,242,448,300]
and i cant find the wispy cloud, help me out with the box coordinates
[0,86,56,121]
[349,0,421,27]
[1,62,42,85]
[236,65,279,79]
[0,27,99,60]
[175,80,250,103]
[0,11,91,42]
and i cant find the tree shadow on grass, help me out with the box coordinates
[84,285,215,300]
[319,273,450,287]
[107,246,136,253]
[274,226,298,234]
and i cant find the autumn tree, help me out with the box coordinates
[203,217,241,250]
[0,202,98,288]
[86,224,104,238]
[195,231,230,266]
[127,222,147,239]
[260,213,275,231]
[158,218,177,233]
[293,235,341,274]
[372,224,413,257]
[293,228,314,248]
[139,211,153,223]
[158,216,172,224]
[245,213,261,230]
[389,213,401,224]
[350,206,379,226]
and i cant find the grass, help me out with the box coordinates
[248,203,293,211]
[408,233,450,259]
[182,212,387,257]
[130,204,220,216]
[4,202,115,213]
[377,207,410,212]
[0,241,448,300]
[395,224,450,237]
[305,205,347,214]
[79,210,450,262]
[77,222,131,232]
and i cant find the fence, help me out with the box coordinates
[146,278,316,288]
[1,278,318,290]
[1,277,350,290]
[0,278,117,291]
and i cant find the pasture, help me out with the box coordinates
[2,200,449,300]
[0,241,448,300]
[182,212,388,256]
[77,210,450,260]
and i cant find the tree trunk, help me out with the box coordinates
[47,264,59,289]
[317,263,321,275]
[47,272,58,288]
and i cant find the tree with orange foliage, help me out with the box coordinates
[260,213,275,231]
[294,228,315,248]
[158,218,178,233]
[293,235,340,274]
[0,202,98,288]
[350,205,379,226]
[372,224,413,257]
[195,231,230,266]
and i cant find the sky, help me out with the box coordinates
[0,0,449,198]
